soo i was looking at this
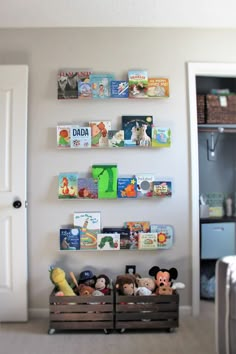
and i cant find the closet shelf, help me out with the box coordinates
[198,124,236,133]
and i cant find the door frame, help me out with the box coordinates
[187,62,236,316]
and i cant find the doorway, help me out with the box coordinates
[187,62,236,316]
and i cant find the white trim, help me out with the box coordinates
[187,62,236,317]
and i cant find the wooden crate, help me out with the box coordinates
[115,291,179,332]
[206,94,236,124]
[48,289,114,334]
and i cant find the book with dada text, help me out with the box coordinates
[70,125,91,148]
[90,74,115,99]
[147,78,169,98]
[117,177,137,198]
[150,224,174,249]
[97,233,120,251]
[77,178,98,199]
[152,127,171,148]
[58,172,78,199]
[103,227,131,250]
[57,125,71,148]
[108,130,124,148]
[89,121,112,147]
[128,70,148,98]
[77,70,92,99]
[135,173,155,198]
[138,232,158,250]
[152,181,172,197]
[92,164,118,199]
[110,80,129,98]
[122,115,153,147]
[60,228,80,250]
[57,70,79,99]
[124,221,150,250]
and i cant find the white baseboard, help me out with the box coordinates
[29,305,192,319]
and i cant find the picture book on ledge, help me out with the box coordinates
[117,177,137,198]
[150,224,174,249]
[111,80,129,98]
[58,172,78,199]
[74,211,100,250]
[70,126,91,148]
[108,130,124,148]
[97,233,120,251]
[138,232,158,250]
[90,74,115,99]
[57,125,71,148]
[60,227,80,250]
[73,211,101,230]
[57,70,79,99]
[128,70,148,98]
[89,121,112,148]
[122,115,153,147]
[136,173,155,198]
[92,164,118,199]
[78,178,98,199]
[152,127,171,148]
[124,221,150,250]
[77,70,93,99]
[147,78,169,98]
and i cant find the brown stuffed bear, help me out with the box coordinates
[77,284,94,296]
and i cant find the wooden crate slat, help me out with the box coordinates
[49,295,113,305]
[116,311,178,321]
[50,321,114,330]
[49,303,113,313]
[50,312,113,321]
[116,303,178,312]
[115,319,178,329]
[115,294,179,304]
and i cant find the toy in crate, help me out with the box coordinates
[48,267,114,334]
[114,266,184,333]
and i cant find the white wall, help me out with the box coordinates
[1,28,236,312]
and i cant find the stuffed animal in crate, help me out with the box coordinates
[115,274,137,295]
[78,270,97,288]
[95,274,111,295]
[77,284,94,296]
[148,266,178,295]
[50,267,76,296]
[135,276,156,293]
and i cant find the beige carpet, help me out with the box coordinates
[0,301,215,354]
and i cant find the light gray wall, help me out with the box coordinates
[1,28,236,311]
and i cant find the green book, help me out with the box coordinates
[92,164,118,199]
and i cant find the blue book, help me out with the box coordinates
[60,228,80,250]
[111,81,129,98]
[90,74,115,99]
[117,177,137,198]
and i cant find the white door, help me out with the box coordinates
[0,65,28,321]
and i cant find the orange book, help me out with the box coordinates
[147,78,169,98]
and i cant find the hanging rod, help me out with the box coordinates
[198,124,236,133]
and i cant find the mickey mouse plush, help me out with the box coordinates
[148,266,178,295]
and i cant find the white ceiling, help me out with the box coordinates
[1,0,236,29]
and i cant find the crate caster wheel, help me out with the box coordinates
[104,329,112,334]
[48,328,55,335]
[119,328,126,334]
[167,328,175,333]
